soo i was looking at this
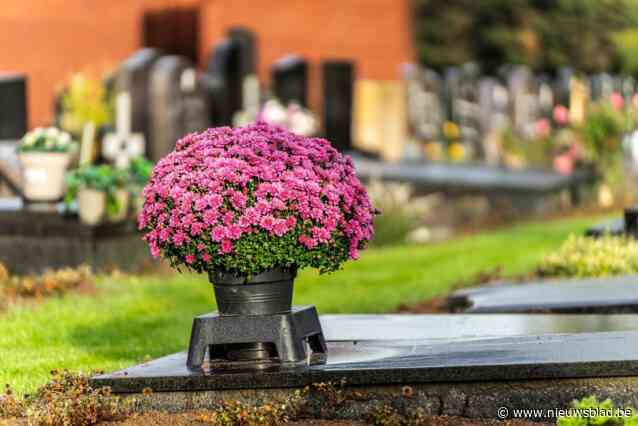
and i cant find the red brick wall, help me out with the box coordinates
[0,0,198,129]
[200,0,415,113]
[0,0,415,129]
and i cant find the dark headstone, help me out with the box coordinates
[586,207,638,238]
[143,7,200,64]
[0,73,27,140]
[322,60,354,152]
[93,313,638,393]
[228,27,257,80]
[204,39,242,126]
[447,275,638,314]
[114,48,163,140]
[0,210,153,274]
[149,55,209,161]
[272,55,308,107]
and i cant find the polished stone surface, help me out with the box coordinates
[93,313,638,392]
[448,276,638,313]
[585,218,625,237]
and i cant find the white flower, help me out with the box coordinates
[22,133,36,146]
[33,127,45,138]
[58,132,71,147]
[46,127,59,138]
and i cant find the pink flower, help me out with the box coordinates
[220,239,234,254]
[553,105,569,125]
[611,92,624,110]
[227,224,243,240]
[211,226,225,242]
[185,254,195,264]
[554,154,574,176]
[272,219,289,237]
[259,216,275,231]
[534,119,551,138]
[202,253,211,262]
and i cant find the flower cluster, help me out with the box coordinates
[138,122,375,275]
[19,127,75,153]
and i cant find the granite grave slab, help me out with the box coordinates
[93,313,638,393]
[0,209,153,274]
[447,275,638,313]
[586,207,638,237]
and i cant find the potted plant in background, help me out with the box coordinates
[18,127,76,201]
[138,122,376,369]
[128,156,153,214]
[65,165,129,225]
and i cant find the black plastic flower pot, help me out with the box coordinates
[209,268,296,316]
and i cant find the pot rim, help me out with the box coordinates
[209,267,297,286]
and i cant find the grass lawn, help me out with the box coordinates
[0,214,606,394]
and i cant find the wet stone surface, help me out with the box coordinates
[447,276,638,313]
[94,314,638,393]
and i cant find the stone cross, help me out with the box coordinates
[102,92,145,169]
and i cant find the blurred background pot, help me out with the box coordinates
[77,188,106,225]
[18,152,70,201]
[108,189,129,222]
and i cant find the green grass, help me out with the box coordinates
[0,215,604,394]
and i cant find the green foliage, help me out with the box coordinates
[129,157,153,187]
[580,105,624,168]
[557,396,638,426]
[414,0,638,73]
[59,74,113,135]
[65,165,129,216]
[539,235,638,278]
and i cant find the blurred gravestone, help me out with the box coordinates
[457,63,482,158]
[536,74,554,120]
[554,67,572,110]
[322,60,354,152]
[443,67,461,121]
[149,56,210,161]
[507,65,537,137]
[0,73,27,141]
[204,39,241,126]
[228,27,260,124]
[113,48,163,142]
[590,73,614,101]
[622,76,636,105]
[405,65,443,143]
[272,55,308,107]
[478,77,509,164]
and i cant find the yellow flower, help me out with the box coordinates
[448,142,466,162]
[424,142,443,161]
[442,121,460,140]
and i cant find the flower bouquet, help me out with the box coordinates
[18,127,76,201]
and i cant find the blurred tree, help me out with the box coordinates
[414,0,638,74]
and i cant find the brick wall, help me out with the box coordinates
[200,0,415,113]
[0,0,415,129]
[0,0,198,129]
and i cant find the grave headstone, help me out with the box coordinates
[586,206,638,238]
[352,80,407,162]
[478,77,509,164]
[113,48,163,141]
[569,76,589,125]
[554,67,573,109]
[456,63,482,158]
[0,73,27,140]
[272,55,308,107]
[204,39,241,126]
[102,92,145,169]
[404,65,443,143]
[447,275,638,314]
[536,74,554,120]
[228,27,260,124]
[322,60,354,152]
[507,65,537,137]
[149,55,209,161]
[590,73,614,101]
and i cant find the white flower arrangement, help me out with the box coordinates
[19,127,76,153]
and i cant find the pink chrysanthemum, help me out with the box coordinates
[138,122,375,275]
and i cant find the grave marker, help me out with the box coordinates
[0,73,27,141]
[272,55,308,107]
[322,60,354,152]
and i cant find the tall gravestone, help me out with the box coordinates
[404,65,443,143]
[272,55,308,107]
[590,73,614,101]
[457,63,482,158]
[322,60,354,152]
[113,48,163,142]
[536,74,554,121]
[204,39,241,126]
[149,56,210,161]
[507,65,537,137]
[228,27,260,124]
[0,73,27,140]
